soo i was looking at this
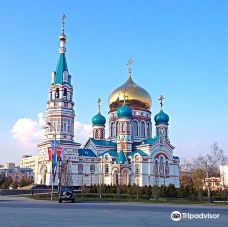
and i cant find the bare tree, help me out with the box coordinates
[180,143,227,202]
[192,143,227,202]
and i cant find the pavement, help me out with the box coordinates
[0,195,228,227]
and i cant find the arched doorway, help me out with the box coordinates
[122,169,129,185]
[113,170,118,185]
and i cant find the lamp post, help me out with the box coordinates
[148,174,151,186]
[47,122,56,201]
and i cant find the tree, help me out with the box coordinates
[192,143,227,202]
[0,173,6,187]
[19,177,32,188]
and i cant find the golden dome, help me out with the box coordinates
[108,75,152,112]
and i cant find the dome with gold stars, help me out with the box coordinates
[108,75,152,112]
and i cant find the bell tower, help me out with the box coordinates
[45,15,75,142]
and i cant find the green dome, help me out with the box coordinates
[117,105,132,118]
[154,110,169,124]
[92,113,106,126]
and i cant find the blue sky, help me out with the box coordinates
[0,0,228,163]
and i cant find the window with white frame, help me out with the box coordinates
[135,164,140,174]
[90,164,95,173]
[141,121,145,137]
[165,161,169,175]
[78,164,83,174]
[132,121,138,137]
[154,160,158,175]
[105,164,109,174]
[147,122,150,137]
[159,156,164,175]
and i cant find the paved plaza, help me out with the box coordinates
[0,196,227,227]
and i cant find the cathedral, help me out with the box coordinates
[35,17,180,188]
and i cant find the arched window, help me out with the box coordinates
[132,121,138,137]
[141,121,145,137]
[147,122,150,137]
[116,122,119,135]
[121,122,124,132]
[63,88,67,98]
[78,164,83,174]
[123,122,127,132]
[127,122,130,133]
[95,129,99,138]
[111,122,115,137]
[55,88,60,99]
[159,156,164,175]
[98,129,103,139]
[154,160,158,175]
[165,161,169,175]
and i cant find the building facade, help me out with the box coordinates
[0,163,34,182]
[220,164,228,188]
[29,18,180,187]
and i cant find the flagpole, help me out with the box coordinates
[48,122,56,201]
[51,136,55,201]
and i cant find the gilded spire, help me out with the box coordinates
[127,58,134,79]
[158,95,165,110]
[97,97,101,113]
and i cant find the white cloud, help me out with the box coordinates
[11,113,45,148]
[11,112,92,148]
[74,121,92,145]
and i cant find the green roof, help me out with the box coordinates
[133,135,160,147]
[116,150,127,164]
[98,150,118,157]
[91,138,116,147]
[78,149,96,157]
[127,149,148,157]
[55,53,68,85]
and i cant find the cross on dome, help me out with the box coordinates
[62,14,66,33]
[159,95,165,110]
[127,58,134,78]
[97,97,101,113]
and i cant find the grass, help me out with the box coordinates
[27,193,228,205]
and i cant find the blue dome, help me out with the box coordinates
[154,110,169,124]
[92,113,106,126]
[117,105,132,118]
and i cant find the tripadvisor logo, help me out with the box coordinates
[171,211,181,221]
[171,211,220,221]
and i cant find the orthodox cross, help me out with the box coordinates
[97,97,101,113]
[62,14,66,32]
[122,89,128,105]
[159,95,165,110]
[127,58,134,75]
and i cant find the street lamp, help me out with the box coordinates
[148,174,151,186]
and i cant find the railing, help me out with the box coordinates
[0,189,56,196]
